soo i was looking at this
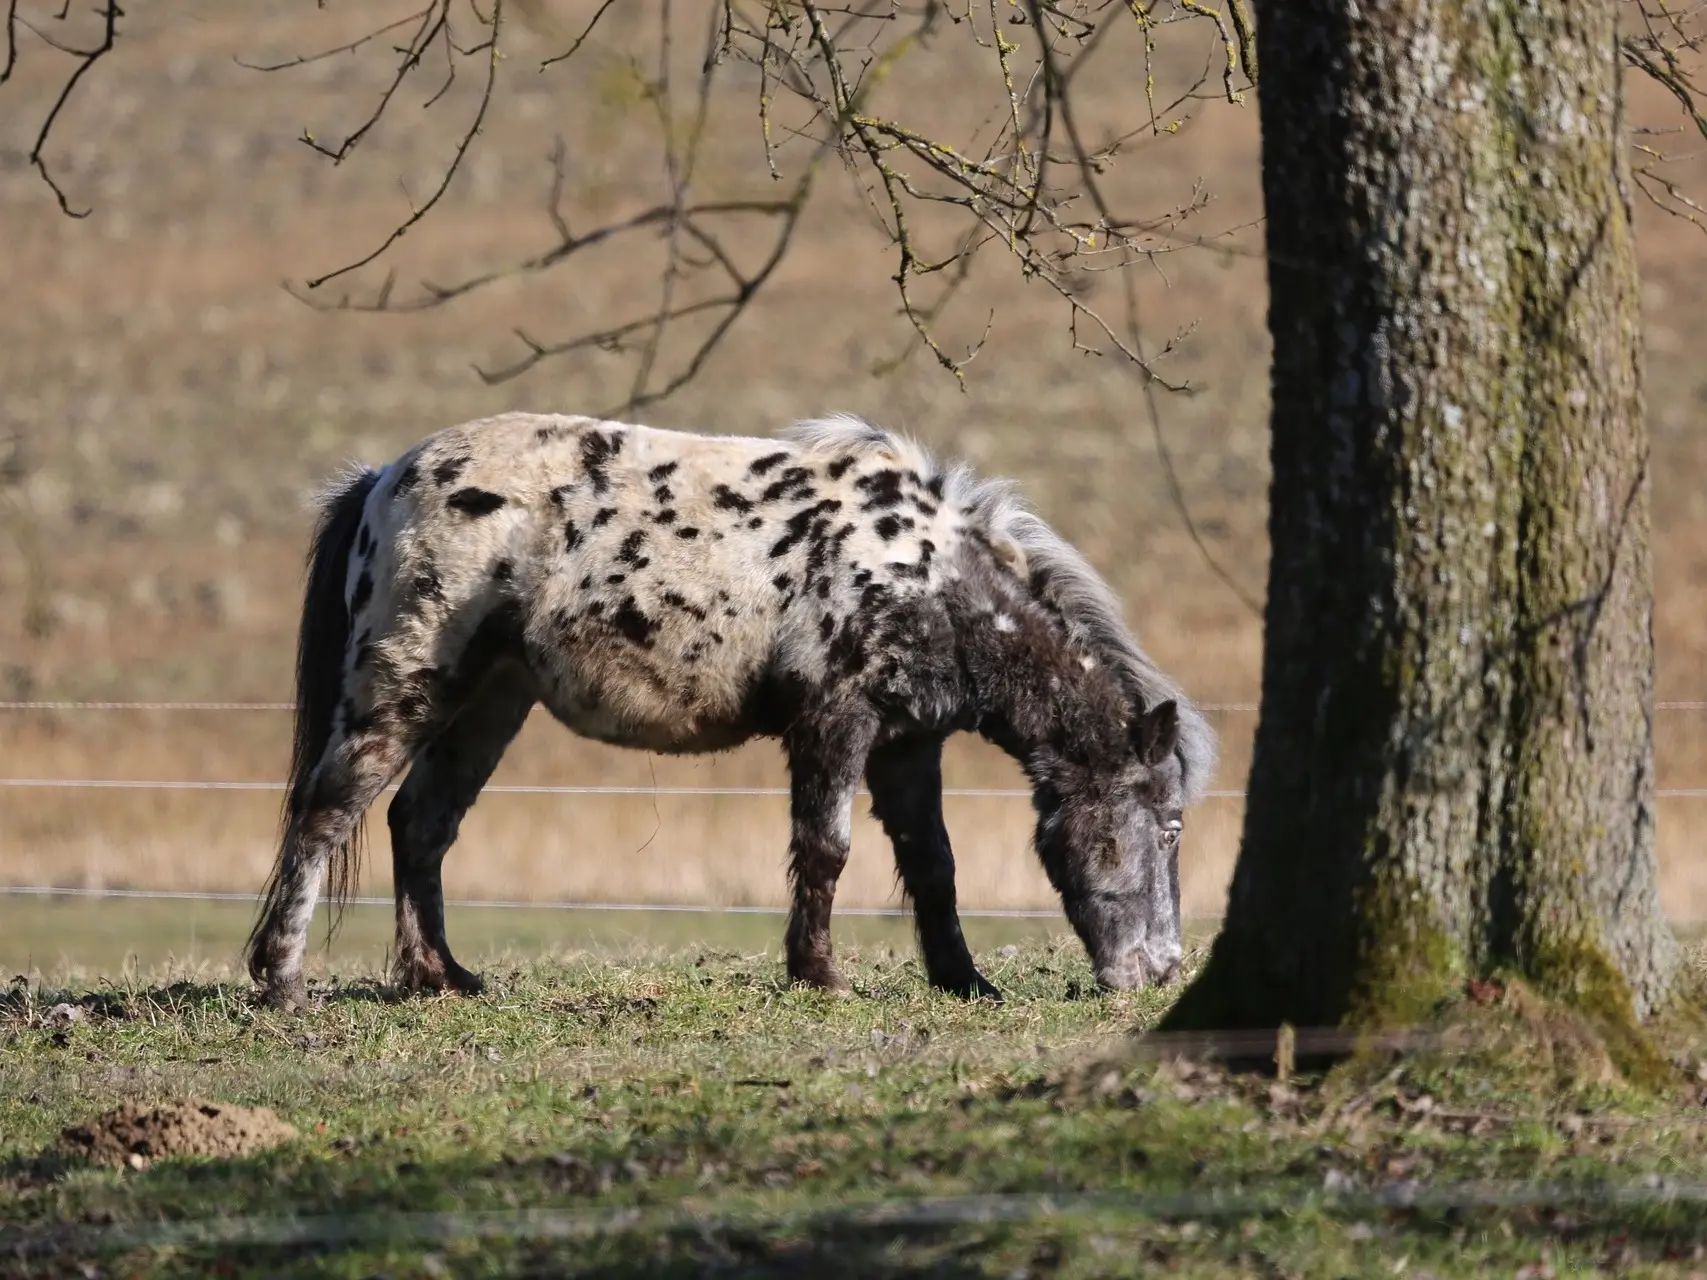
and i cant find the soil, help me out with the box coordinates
[58,1098,298,1168]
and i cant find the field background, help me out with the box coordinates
[4,0,1707,947]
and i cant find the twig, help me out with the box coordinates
[22,0,121,217]
[303,2,505,290]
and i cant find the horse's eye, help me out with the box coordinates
[1161,819,1183,846]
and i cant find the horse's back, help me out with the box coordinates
[352,412,1000,753]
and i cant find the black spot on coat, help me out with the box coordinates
[713,485,754,514]
[760,467,813,505]
[855,469,904,511]
[611,597,658,647]
[662,590,708,621]
[770,498,842,559]
[433,457,470,487]
[579,431,624,494]
[447,488,507,517]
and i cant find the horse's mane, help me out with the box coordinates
[782,415,1219,803]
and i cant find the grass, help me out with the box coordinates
[5,939,1707,1278]
[0,895,1082,980]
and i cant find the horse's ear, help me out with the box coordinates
[1131,700,1180,767]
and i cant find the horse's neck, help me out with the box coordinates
[963,604,1127,776]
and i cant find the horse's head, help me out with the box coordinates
[1036,698,1186,991]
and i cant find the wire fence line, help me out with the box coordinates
[9,778,1707,799]
[0,777,1250,798]
[5,697,1707,916]
[3,697,1703,798]
[0,701,1267,712]
[0,884,1063,918]
[7,699,1707,712]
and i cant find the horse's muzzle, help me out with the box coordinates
[1093,940,1183,992]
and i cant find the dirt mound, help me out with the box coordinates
[59,1099,298,1168]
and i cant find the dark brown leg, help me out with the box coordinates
[387,667,534,997]
[866,736,1001,1000]
[782,715,877,994]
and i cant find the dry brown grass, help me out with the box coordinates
[2,1,1705,922]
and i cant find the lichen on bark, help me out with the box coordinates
[1164,0,1681,1048]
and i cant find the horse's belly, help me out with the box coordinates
[542,700,755,754]
[535,659,759,756]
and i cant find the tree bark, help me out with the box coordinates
[1167,0,1681,1034]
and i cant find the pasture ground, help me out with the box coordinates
[5,938,1707,1279]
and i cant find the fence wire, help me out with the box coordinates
[4,698,1706,910]
[0,884,1061,917]
[6,700,1707,712]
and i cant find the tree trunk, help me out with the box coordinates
[1166,0,1681,1035]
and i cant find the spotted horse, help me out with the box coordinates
[244,411,1218,1009]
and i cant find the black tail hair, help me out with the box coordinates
[245,465,383,978]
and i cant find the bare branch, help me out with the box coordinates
[301,2,504,290]
[2,0,19,85]
[536,0,621,70]
[294,4,450,165]
[1623,0,1707,233]
[233,11,427,74]
[14,0,122,217]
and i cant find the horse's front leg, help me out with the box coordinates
[782,715,877,995]
[865,735,1001,1001]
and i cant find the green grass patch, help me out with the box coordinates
[4,940,1707,1278]
[0,895,1081,981]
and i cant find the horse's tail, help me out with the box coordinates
[245,465,382,978]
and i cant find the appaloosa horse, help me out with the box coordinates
[245,412,1216,1008]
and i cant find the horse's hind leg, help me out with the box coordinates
[865,736,1000,1001]
[249,706,425,1010]
[782,715,878,995]
[387,666,534,997]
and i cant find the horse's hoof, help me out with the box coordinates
[256,981,307,1012]
[935,972,1004,1003]
[446,967,486,997]
[790,968,854,998]
[395,956,484,998]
